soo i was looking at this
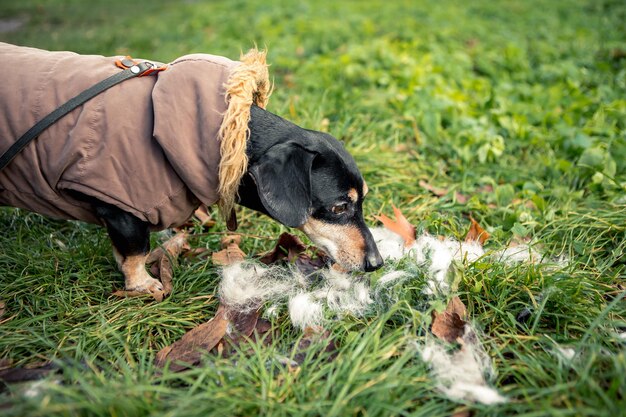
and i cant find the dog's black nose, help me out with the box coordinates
[364,251,384,272]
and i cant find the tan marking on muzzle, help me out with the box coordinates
[299,218,366,271]
[363,181,369,196]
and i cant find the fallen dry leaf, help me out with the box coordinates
[212,235,246,265]
[294,326,338,365]
[158,256,174,296]
[155,304,276,370]
[225,308,261,341]
[155,304,229,371]
[431,296,468,343]
[260,232,307,264]
[374,205,416,246]
[182,247,211,260]
[193,205,215,227]
[146,231,189,264]
[0,301,5,319]
[0,362,60,383]
[260,232,329,275]
[419,180,469,204]
[465,217,490,246]
[0,358,12,371]
[419,180,447,197]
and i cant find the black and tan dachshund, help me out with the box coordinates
[85,105,383,294]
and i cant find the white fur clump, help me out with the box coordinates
[377,270,409,286]
[369,227,406,260]
[445,240,485,263]
[408,235,454,295]
[219,262,296,312]
[493,244,541,265]
[554,347,576,361]
[420,327,507,405]
[288,292,324,330]
[311,268,373,317]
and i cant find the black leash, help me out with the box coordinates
[0,59,164,172]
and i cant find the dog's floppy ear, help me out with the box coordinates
[249,142,316,227]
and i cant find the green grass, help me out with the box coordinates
[1,0,625,415]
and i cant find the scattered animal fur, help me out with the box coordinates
[288,293,324,330]
[218,262,294,312]
[419,326,507,405]
[218,262,373,329]
[216,226,560,404]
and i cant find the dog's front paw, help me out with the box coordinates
[127,276,163,293]
[126,276,167,301]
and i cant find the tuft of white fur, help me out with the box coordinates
[409,235,454,295]
[555,347,576,361]
[313,269,373,316]
[323,268,353,291]
[369,227,406,260]
[445,240,485,263]
[377,270,408,286]
[263,304,281,319]
[23,379,61,399]
[219,262,295,311]
[289,293,324,330]
[420,326,507,405]
[493,244,541,264]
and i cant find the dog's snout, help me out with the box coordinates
[364,250,384,272]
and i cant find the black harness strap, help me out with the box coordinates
[0,60,160,172]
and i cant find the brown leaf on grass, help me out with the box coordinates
[182,247,211,260]
[146,231,189,264]
[374,205,416,246]
[158,256,174,296]
[226,308,261,341]
[260,233,307,264]
[212,235,246,265]
[0,362,60,383]
[419,180,469,204]
[155,304,275,370]
[259,232,329,275]
[0,301,5,319]
[293,326,338,365]
[147,231,189,298]
[155,304,229,371]
[465,217,490,246]
[419,180,447,197]
[0,358,12,371]
[218,308,267,356]
[431,296,468,343]
[193,205,215,227]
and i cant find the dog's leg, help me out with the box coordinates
[94,203,163,294]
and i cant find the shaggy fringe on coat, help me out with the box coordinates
[217,49,272,219]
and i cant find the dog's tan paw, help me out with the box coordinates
[126,276,167,302]
[126,276,164,294]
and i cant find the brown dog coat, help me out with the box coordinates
[0,42,270,229]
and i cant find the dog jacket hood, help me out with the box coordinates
[0,42,270,229]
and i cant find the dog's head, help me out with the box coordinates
[237,106,383,272]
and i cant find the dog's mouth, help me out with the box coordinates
[299,220,383,272]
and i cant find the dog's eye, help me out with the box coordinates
[331,202,349,215]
